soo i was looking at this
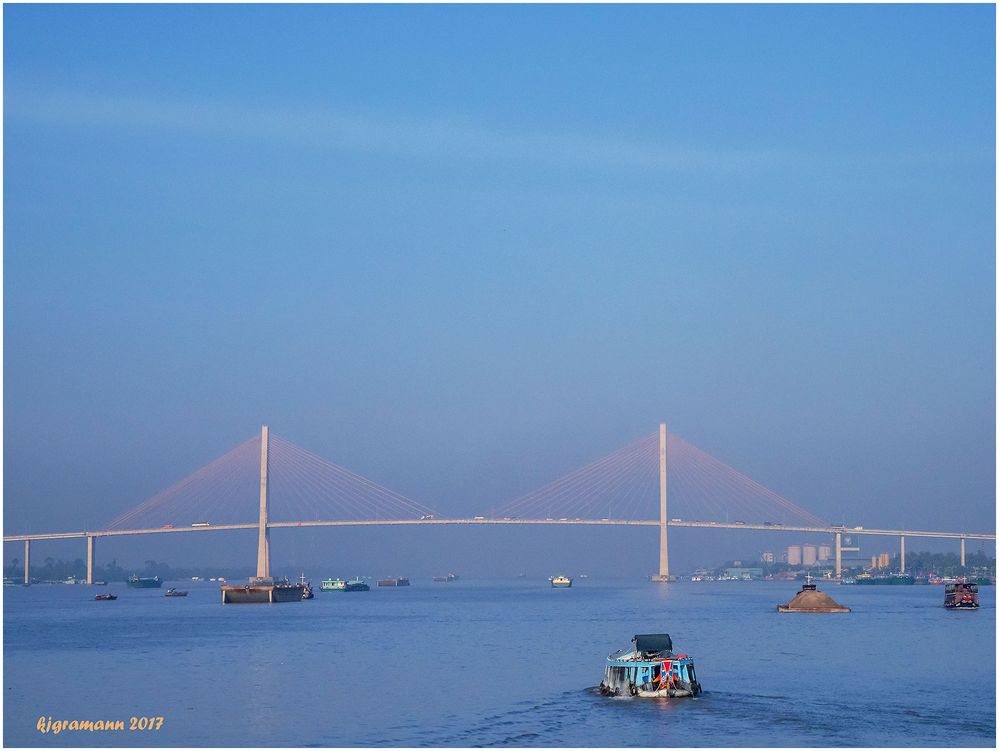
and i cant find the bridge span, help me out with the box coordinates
[4,425,995,585]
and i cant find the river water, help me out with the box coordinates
[3,578,995,747]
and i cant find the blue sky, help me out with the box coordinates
[3,4,995,574]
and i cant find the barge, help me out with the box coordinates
[778,575,850,613]
[220,577,307,604]
[377,577,410,587]
[600,633,701,698]
[127,575,162,589]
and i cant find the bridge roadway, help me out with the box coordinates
[4,518,996,542]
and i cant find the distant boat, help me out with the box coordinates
[127,575,162,589]
[299,574,314,599]
[320,578,346,591]
[551,575,572,588]
[944,582,979,609]
[94,593,117,601]
[377,578,410,587]
[344,578,370,592]
[164,589,188,597]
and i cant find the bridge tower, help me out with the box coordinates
[650,422,670,582]
[256,425,270,579]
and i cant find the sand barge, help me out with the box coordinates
[777,576,850,613]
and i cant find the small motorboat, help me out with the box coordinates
[600,633,701,698]
[164,589,188,597]
[94,593,117,601]
[944,581,979,609]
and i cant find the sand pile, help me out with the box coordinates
[777,588,850,613]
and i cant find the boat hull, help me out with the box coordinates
[220,584,306,604]
[127,577,162,589]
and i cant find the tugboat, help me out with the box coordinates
[320,578,346,591]
[164,588,188,597]
[551,575,572,588]
[944,581,979,609]
[344,578,370,592]
[94,593,117,601]
[600,634,701,698]
[299,574,314,599]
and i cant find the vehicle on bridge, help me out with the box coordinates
[600,633,701,698]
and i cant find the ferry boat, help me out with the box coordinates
[600,634,701,698]
[320,578,347,591]
[127,575,163,589]
[551,575,572,588]
[944,581,979,609]
[344,578,370,592]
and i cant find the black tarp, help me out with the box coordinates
[633,633,672,654]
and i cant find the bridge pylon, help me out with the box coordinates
[650,422,670,582]
[256,425,270,579]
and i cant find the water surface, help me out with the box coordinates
[4,579,995,746]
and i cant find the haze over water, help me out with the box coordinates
[4,580,995,747]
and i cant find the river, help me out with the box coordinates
[3,578,995,746]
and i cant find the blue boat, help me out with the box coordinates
[599,634,701,698]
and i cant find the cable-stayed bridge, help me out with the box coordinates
[4,424,994,584]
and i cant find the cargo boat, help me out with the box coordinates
[377,578,410,587]
[944,582,979,609]
[600,634,701,698]
[777,575,850,613]
[220,577,307,604]
[321,578,346,591]
[127,575,163,589]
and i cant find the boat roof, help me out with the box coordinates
[633,634,672,654]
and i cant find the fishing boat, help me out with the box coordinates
[600,634,701,698]
[320,578,346,591]
[94,593,117,601]
[165,588,188,597]
[944,581,979,609]
[551,575,572,588]
[127,575,163,589]
[344,578,369,592]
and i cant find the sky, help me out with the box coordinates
[3,4,995,576]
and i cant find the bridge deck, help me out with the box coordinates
[4,519,995,542]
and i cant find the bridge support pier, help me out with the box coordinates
[24,539,30,585]
[650,423,670,583]
[834,532,841,578]
[900,536,905,574]
[960,537,965,567]
[86,536,95,584]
